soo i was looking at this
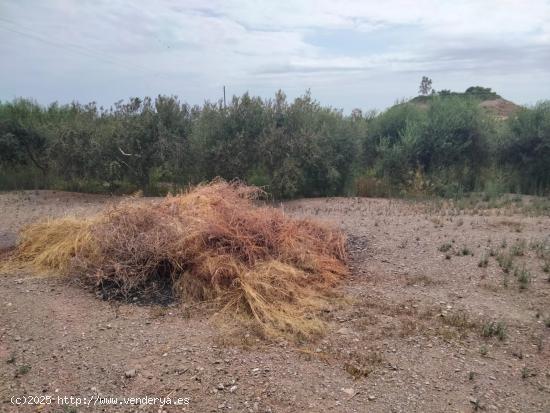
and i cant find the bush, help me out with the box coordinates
[361,96,493,196]
[419,96,491,190]
[499,102,550,194]
[464,86,500,100]
[1,92,549,198]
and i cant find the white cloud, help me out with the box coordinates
[1,0,549,110]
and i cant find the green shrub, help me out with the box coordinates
[499,102,550,194]
[1,92,549,199]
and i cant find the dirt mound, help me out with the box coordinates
[410,95,521,119]
[479,98,521,119]
[10,180,348,339]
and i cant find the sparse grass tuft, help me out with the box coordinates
[512,349,523,359]
[514,265,531,290]
[510,239,526,257]
[523,197,550,216]
[459,246,473,256]
[6,352,15,364]
[496,252,513,273]
[437,311,478,341]
[481,320,507,340]
[478,254,489,268]
[16,365,31,376]
[530,237,549,258]
[438,242,452,252]
[442,311,476,330]
[405,274,437,287]
[343,351,383,380]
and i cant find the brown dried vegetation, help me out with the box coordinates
[11,180,348,339]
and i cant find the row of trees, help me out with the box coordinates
[0,91,549,198]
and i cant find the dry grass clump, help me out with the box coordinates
[16,218,98,273]
[12,180,348,339]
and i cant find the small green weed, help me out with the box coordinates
[481,321,506,341]
[6,352,16,364]
[459,246,473,256]
[478,254,489,268]
[480,345,488,356]
[496,252,513,273]
[439,242,452,252]
[510,239,526,257]
[17,365,31,376]
[514,265,531,290]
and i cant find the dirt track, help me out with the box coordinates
[1,191,549,412]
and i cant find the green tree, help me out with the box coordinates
[419,76,433,96]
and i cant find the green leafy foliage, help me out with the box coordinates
[364,96,493,196]
[498,102,550,193]
[0,89,549,198]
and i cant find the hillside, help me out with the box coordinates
[479,98,522,119]
[410,87,522,119]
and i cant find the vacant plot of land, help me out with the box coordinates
[1,191,549,412]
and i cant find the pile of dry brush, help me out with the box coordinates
[12,181,348,339]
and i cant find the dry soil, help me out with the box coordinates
[1,190,549,412]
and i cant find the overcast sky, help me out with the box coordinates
[1,0,549,112]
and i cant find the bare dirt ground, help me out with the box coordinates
[1,190,549,413]
[479,98,521,119]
